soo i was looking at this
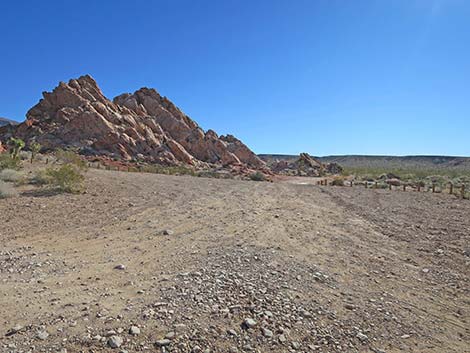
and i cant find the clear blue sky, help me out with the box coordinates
[1,0,469,156]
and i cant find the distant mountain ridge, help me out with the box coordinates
[259,154,470,172]
[0,117,18,127]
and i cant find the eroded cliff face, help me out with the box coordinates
[0,75,265,169]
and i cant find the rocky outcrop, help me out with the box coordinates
[0,75,265,169]
[271,153,343,177]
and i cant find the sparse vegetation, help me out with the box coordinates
[0,180,17,199]
[55,149,87,170]
[139,164,196,176]
[0,169,24,183]
[0,154,22,171]
[249,171,266,181]
[41,164,85,193]
[330,177,345,186]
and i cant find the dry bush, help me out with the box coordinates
[249,171,266,181]
[42,164,85,193]
[0,154,22,171]
[0,169,24,183]
[55,149,87,170]
[330,177,345,186]
[0,181,17,199]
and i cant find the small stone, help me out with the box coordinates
[279,334,287,343]
[227,329,237,336]
[155,339,171,347]
[261,327,273,338]
[162,229,173,235]
[114,264,126,270]
[243,318,257,328]
[344,303,356,310]
[291,341,301,349]
[356,332,368,342]
[401,334,411,339]
[129,326,140,336]
[36,331,49,340]
[108,335,124,348]
[165,331,175,339]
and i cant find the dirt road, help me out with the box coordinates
[1,170,468,352]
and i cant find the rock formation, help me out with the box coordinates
[0,75,265,170]
[271,153,343,177]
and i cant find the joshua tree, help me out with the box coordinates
[30,142,42,163]
[8,138,25,160]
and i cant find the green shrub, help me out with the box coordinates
[0,154,22,171]
[55,149,87,170]
[249,171,266,181]
[43,164,85,193]
[0,181,17,199]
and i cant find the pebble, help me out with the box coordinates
[108,335,124,348]
[262,327,273,338]
[356,332,368,342]
[36,331,49,340]
[129,326,140,335]
[243,318,257,328]
[114,264,126,270]
[155,339,171,347]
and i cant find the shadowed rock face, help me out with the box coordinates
[0,75,265,168]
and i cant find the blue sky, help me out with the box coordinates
[1,0,469,156]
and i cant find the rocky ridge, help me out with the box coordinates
[271,153,343,177]
[0,75,265,171]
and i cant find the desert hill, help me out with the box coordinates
[0,75,264,170]
[259,154,470,172]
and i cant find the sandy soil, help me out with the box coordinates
[1,169,469,353]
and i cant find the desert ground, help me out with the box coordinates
[1,169,469,353]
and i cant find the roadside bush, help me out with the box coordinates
[330,177,345,186]
[0,181,17,199]
[249,171,266,181]
[0,169,24,183]
[0,154,21,171]
[41,164,85,193]
[55,149,87,170]
[19,150,31,161]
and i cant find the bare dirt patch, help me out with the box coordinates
[1,170,468,352]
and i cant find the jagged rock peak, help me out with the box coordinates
[1,75,265,170]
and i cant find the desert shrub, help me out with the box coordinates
[19,150,31,161]
[0,154,22,171]
[43,164,85,193]
[0,181,17,199]
[0,169,24,183]
[55,149,87,170]
[249,171,266,181]
[330,177,345,186]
